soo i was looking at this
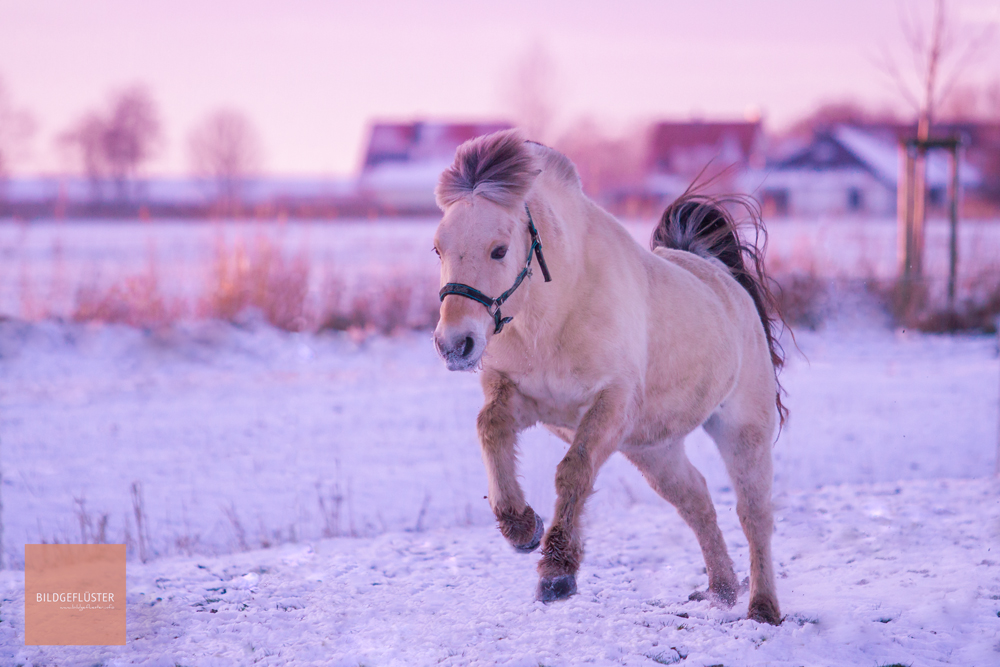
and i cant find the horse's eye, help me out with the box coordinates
[491,246,508,260]
[432,246,440,258]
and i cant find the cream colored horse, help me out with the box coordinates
[432,130,784,625]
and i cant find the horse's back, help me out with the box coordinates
[651,247,758,328]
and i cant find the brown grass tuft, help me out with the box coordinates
[773,271,830,331]
[73,272,184,329]
[871,269,1000,333]
[319,274,439,335]
[202,235,311,331]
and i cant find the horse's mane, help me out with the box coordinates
[436,130,580,210]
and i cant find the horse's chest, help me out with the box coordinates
[512,371,594,429]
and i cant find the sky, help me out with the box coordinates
[1,0,998,176]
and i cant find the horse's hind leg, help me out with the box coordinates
[478,373,544,552]
[703,411,781,625]
[624,439,739,606]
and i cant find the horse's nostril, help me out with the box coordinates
[461,336,475,357]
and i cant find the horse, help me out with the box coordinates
[431,129,785,625]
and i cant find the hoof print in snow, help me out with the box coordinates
[513,514,545,553]
[537,574,577,602]
[748,596,782,625]
[688,590,708,602]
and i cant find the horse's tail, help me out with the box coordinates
[650,190,788,429]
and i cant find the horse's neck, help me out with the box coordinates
[516,180,590,333]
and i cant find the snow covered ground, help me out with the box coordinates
[1,215,999,665]
[3,476,999,667]
[1,310,999,665]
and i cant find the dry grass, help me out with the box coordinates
[53,233,441,335]
[319,275,439,335]
[73,272,184,329]
[202,234,311,331]
[773,271,831,331]
[874,271,1000,333]
[29,221,998,337]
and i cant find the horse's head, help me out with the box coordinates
[431,130,541,371]
[433,197,539,370]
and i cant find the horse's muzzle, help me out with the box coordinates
[434,329,485,371]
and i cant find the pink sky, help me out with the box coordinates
[1,0,997,176]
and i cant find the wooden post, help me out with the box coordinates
[897,143,911,279]
[896,140,922,320]
[897,142,920,280]
[911,145,926,280]
[947,144,960,309]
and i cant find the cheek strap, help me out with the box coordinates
[439,204,552,334]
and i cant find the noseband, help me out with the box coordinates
[439,204,552,334]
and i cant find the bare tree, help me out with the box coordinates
[103,86,161,200]
[500,43,557,143]
[188,108,263,209]
[58,112,110,200]
[0,76,36,191]
[878,0,994,137]
[937,79,1000,120]
[554,119,647,199]
[877,0,994,287]
[784,100,899,139]
[58,85,161,203]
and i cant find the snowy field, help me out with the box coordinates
[1,216,1000,665]
[2,215,1000,319]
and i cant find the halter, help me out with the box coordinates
[439,204,552,334]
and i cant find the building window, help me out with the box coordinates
[763,189,789,217]
[847,187,863,212]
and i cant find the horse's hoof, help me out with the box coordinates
[711,579,739,607]
[513,513,544,553]
[689,581,738,607]
[748,595,782,625]
[536,574,577,602]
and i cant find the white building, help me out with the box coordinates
[759,125,980,217]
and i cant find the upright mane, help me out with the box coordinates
[435,130,580,210]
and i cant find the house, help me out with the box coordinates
[647,120,765,175]
[647,120,765,194]
[601,120,765,215]
[359,121,512,211]
[759,125,983,217]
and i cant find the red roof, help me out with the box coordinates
[647,121,763,172]
[363,121,513,170]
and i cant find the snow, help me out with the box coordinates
[1,476,998,666]
[1,314,999,665]
[1,217,1000,664]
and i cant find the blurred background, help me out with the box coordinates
[1,0,999,330]
[0,0,996,213]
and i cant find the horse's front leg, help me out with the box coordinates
[478,373,544,553]
[537,386,628,602]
